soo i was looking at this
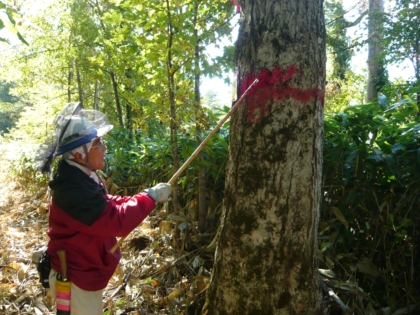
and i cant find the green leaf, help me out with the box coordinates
[378,92,387,110]
[391,143,404,153]
[216,134,228,150]
[5,9,16,25]
[406,85,420,93]
[377,141,392,154]
[367,153,383,163]
[346,191,359,203]
[388,213,394,225]
[345,149,358,164]
[385,98,410,112]
[320,242,333,252]
[392,112,405,122]
[17,32,28,45]
[385,156,400,180]
[400,218,413,227]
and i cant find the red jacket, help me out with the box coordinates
[47,160,156,291]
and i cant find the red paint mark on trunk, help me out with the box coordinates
[231,0,241,12]
[240,67,324,123]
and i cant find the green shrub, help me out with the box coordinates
[321,83,420,309]
[8,145,50,193]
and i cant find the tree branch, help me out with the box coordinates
[343,10,368,28]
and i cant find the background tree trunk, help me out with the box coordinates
[68,67,73,103]
[126,102,133,133]
[165,0,179,213]
[193,1,207,233]
[367,0,386,102]
[110,71,124,128]
[202,0,325,314]
[94,80,100,111]
[75,60,83,106]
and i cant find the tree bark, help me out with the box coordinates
[110,71,124,128]
[367,0,385,102]
[202,0,325,314]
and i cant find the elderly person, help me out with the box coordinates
[42,103,171,315]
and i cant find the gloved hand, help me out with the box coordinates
[144,183,172,203]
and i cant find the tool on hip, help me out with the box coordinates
[56,249,71,315]
[110,77,260,254]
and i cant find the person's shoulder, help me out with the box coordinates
[51,171,107,226]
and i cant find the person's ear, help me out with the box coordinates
[73,152,86,164]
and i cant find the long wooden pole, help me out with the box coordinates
[167,78,259,185]
[110,78,260,254]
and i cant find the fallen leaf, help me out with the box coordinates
[357,257,381,278]
[331,207,349,229]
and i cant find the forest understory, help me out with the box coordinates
[0,154,418,315]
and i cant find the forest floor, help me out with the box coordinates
[0,156,212,315]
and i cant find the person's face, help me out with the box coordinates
[88,137,107,170]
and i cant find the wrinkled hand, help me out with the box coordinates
[144,183,172,203]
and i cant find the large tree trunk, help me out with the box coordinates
[367,0,385,102]
[202,0,325,314]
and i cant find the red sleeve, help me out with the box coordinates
[107,194,135,205]
[65,192,156,237]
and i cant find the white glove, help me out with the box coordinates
[144,183,172,203]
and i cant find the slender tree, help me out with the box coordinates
[203,0,325,313]
[384,0,420,107]
[325,0,353,81]
[164,0,180,213]
[93,80,100,110]
[325,0,367,82]
[68,68,73,103]
[367,0,387,102]
[193,0,207,233]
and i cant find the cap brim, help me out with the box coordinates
[97,125,113,137]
